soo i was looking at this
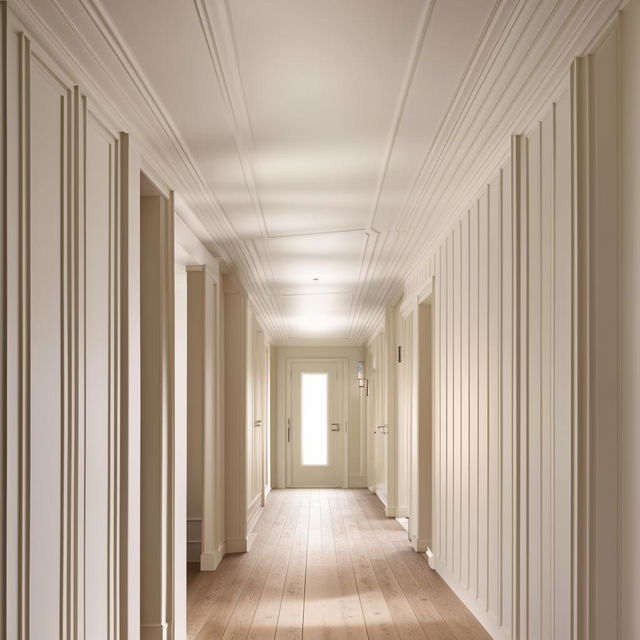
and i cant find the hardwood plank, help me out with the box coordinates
[248,492,305,639]
[344,492,428,640]
[337,491,400,640]
[355,495,456,640]
[219,495,297,639]
[303,491,367,640]
[274,491,311,640]
[190,491,289,640]
[186,490,491,640]
[394,546,491,640]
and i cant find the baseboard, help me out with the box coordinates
[187,539,201,563]
[425,547,435,568]
[225,536,248,554]
[411,536,430,553]
[247,494,263,533]
[433,558,510,640]
[348,474,367,487]
[140,622,170,640]
[396,505,410,518]
[385,504,397,518]
[200,542,225,571]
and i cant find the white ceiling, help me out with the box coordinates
[94,0,496,343]
[67,0,619,344]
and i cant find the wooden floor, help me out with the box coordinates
[187,489,491,640]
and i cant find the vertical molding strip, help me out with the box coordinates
[17,31,31,640]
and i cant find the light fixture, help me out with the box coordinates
[356,361,367,394]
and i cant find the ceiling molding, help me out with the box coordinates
[366,0,435,232]
[351,0,623,339]
[11,0,625,346]
[14,0,293,339]
[274,339,366,349]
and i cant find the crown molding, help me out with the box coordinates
[9,0,291,339]
[273,339,366,349]
[359,0,624,344]
[8,0,625,346]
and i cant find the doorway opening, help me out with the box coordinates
[410,292,433,554]
[139,173,175,640]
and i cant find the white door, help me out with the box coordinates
[289,361,344,487]
[369,336,388,504]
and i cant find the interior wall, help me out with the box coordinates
[621,1,640,636]
[398,154,515,639]
[395,310,413,518]
[178,221,223,574]
[366,331,386,501]
[223,276,248,552]
[222,278,271,549]
[274,345,366,489]
[246,310,266,528]
[4,11,130,638]
[393,25,621,639]
[140,191,175,640]
[184,269,203,564]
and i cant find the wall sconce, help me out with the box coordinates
[356,361,368,395]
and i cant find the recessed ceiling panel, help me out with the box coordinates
[226,0,426,236]
[372,0,497,232]
[279,292,353,339]
[264,230,367,295]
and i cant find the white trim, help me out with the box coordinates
[411,536,429,553]
[199,542,225,571]
[224,537,248,554]
[348,473,367,488]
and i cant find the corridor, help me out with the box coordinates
[187,490,489,639]
[4,0,640,638]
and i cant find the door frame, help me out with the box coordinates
[284,358,349,488]
[399,276,434,554]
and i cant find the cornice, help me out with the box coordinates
[10,0,291,340]
[358,0,624,344]
[8,0,625,346]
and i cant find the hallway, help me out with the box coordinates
[187,490,489,639]
[4,0,640,638]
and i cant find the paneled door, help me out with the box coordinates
[289,361,345,487]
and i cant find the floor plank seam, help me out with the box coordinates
[187,490,491,640]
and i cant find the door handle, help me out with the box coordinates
[331,423,340,432]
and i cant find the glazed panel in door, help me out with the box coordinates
[290,361,343,487]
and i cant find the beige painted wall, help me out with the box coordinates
[4,11,133,638]
[274,346,367,488]
[621,1,640,637]
[389,25,621,639]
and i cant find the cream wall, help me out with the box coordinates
[383,23,622,640]
[223,277,271,550]
[621,1,640,636]
[3,4,227,639]
[274,346,367,489]
[4,9,131,638]
[366,327,394,507]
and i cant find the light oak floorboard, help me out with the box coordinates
[187,490,490,640]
